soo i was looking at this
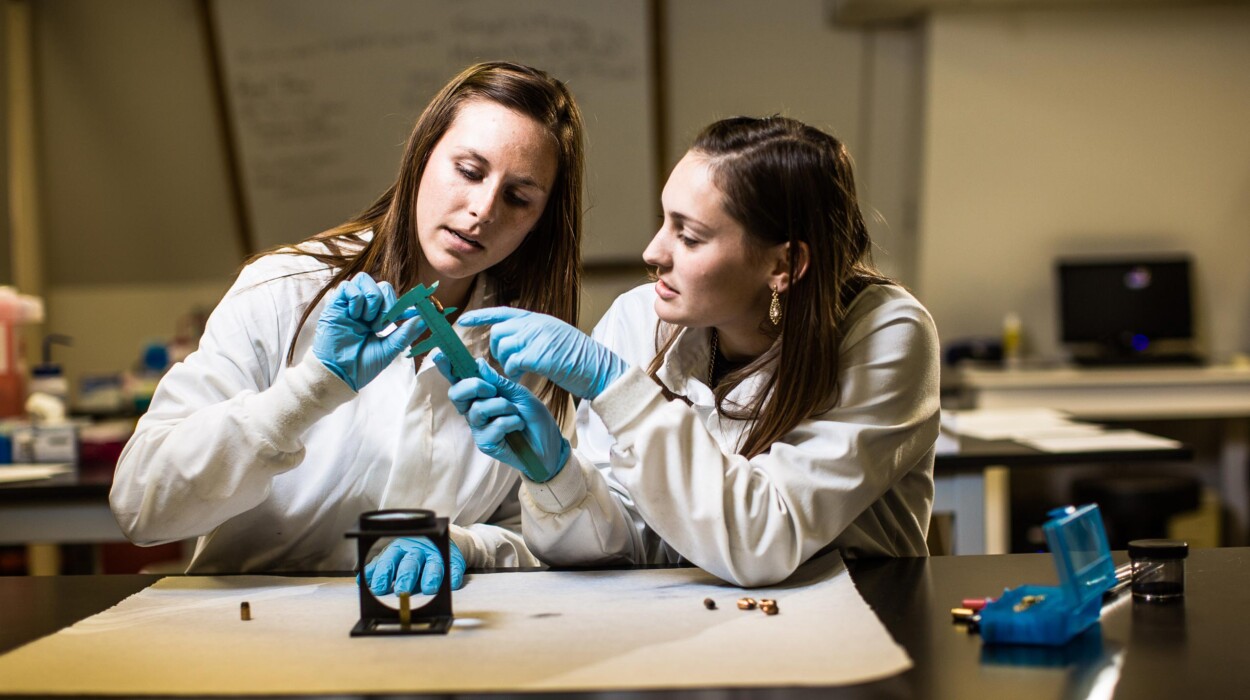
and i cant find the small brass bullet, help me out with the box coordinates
[240,601,251,621]
[737,597,757,610]
[1013,594,1046,613]
[703,597,717,610]
[399,592,411,629]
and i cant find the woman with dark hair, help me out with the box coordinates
[111,62,585,594]
[438,116,938,587]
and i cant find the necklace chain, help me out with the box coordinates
[706,328,719,387]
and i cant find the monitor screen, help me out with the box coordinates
[1056,257,1194,355]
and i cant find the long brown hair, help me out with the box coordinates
[251,61,584,422]
[648,116,891,457]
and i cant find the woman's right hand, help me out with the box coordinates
[432,353,570,483]
[458,307,628,400]
[313,272,427,391]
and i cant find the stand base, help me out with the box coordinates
[350,616,453,636]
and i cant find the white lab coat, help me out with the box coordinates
[520,283,939,587]
[111,241,552,574]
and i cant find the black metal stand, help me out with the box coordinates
[345,509,453,636]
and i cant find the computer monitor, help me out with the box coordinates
[1056,256,1198,363]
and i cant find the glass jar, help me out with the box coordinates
[1128,539,1188,602]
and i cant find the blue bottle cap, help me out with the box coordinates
[32,363,63,377]
[143,343,170,372]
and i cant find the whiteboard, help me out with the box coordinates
[209,0,656,263]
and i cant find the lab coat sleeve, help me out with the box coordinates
[526,290,939,587]
[520,441,651,567]
[450,483,542,569]
[110,261,356,545]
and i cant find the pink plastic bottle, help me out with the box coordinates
[0,295,24,417]
[0,287,43,417]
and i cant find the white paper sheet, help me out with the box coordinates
[1020,430,1183,453]
[941,408,1103,440]
[0,463,72,483]
[0,552,910,695]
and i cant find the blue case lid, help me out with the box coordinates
[1043,504,1117,607]
[980,504,1116,646]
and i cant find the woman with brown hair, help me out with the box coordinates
[438,115,938,587]
[111,61,584,594]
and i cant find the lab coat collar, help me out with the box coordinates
[656,325,773,409]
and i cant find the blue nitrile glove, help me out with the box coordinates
[457,307,629,400]
[313,272,427,391]
[432,352,570,482]
[363,537,465,596]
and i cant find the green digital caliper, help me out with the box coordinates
[380,282,553,482]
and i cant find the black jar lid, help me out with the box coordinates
[1128,538,1189,559]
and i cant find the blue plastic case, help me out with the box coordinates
[980,504,1117,646]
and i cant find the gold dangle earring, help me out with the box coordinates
[769,286,782,326]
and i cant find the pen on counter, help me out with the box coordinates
[1104,562,1133,601]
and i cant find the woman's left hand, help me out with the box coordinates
[458,307,628,400]
[363,537,465,595]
